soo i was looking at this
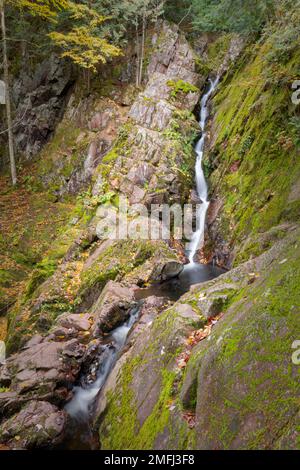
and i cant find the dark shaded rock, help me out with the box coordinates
[2,338,86,402]
[150,259,184,282]
[0,363,11,387]
[0,401,67,449]
[13,54,75,158]
[0,392,28,419]
[80,341,116,386]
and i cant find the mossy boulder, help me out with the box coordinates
[96,228,300,450]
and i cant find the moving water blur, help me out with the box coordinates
[62,306,140,449]
[188,76,219,263]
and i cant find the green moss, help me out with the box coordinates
[79,239,156,300]
[167,79,199,98]
[209,39,300,262]
[23,258,57,300]
[197,236,300,448]
[100,361,179,450]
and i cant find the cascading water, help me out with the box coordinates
[61,306,140,449]
[60,76,224,450]
[188,76,220,264]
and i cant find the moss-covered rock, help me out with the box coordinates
[96,227,300,450]
[205,32,300,266]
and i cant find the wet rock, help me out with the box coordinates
[97,229,300,450]
[0,401,67,449]
[91,281,137,336]
[95,294,201,432]
[151,259,184,282]
[80,341,115,386]
[127,296,168,345]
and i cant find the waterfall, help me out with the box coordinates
[188,76,219,264]
[65,305,140,421]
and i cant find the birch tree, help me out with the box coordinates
[0,0,16,185]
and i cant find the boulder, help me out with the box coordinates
[2,338,86,402]
[91,281,137,336]
[0,401,67,449]
[150,259,184,282]
[54,312,92,332]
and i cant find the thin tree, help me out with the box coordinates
[0,0,17,185]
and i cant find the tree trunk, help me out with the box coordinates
[139,11,146,86]
[135,18,140,87]
[87,69,91,94]
[0,0,17,185]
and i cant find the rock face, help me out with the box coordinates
[96,228,300,450]
[0,333,85,449]
[40,94,129,196]
[12,54,76,159]
[1,22,202,447]
[0,401,67,449]
[203,29,300,268]
[92,22,202,207]
[1,337,86,404]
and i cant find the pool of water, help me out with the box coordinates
[135,262,226,302]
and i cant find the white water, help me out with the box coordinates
[188,76,219,264]
[65,306,139,421]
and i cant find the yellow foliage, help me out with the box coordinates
[7,0,122,72]
[49,26,121,71]
[7,0,69,21]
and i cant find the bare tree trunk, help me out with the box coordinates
[139,11,146,86]
[87,69,91,94]
[0,0,17,185]
[135,18,140,87]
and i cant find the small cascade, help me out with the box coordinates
[62,306,140,449]
[188,76,219,264]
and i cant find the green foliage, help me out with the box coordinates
[48,3,121,71]
[192,0,275,34]
[289,117,300,148]
[167,79,199,98]
[8,0,69,21]
[24,258,57,299]
[264,1,300,64]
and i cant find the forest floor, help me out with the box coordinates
[0,164,75,321]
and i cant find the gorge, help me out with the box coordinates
[0,1,299,452]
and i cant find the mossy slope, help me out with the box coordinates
[97,227,300,449]
[206,23,300,266]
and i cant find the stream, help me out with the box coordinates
[188,76,220,263]
[61,77,223,450]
